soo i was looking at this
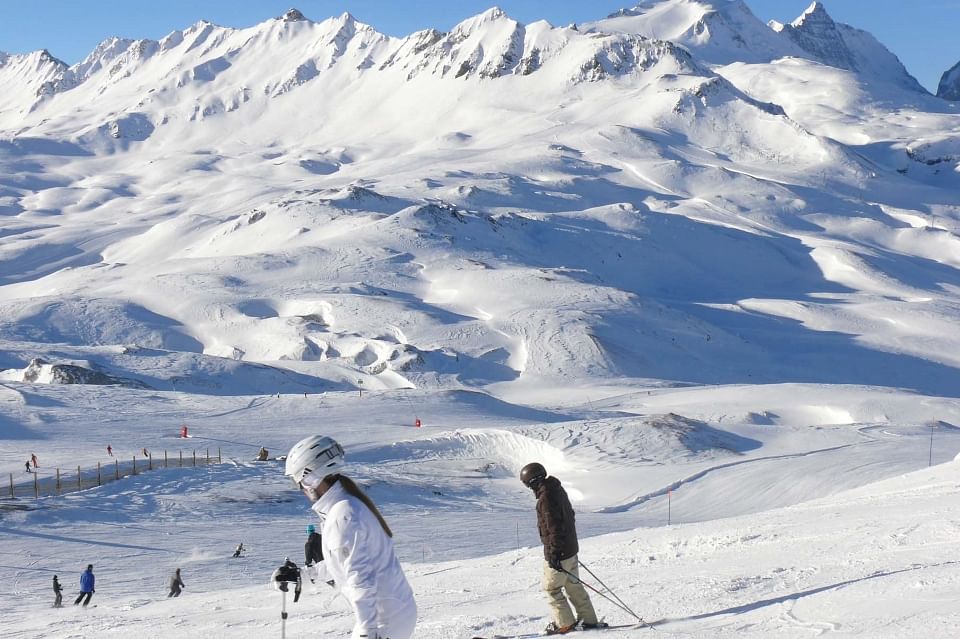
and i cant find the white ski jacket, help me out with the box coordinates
[312,480,416,639]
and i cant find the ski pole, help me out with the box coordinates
[578,561,644,623]
[561,565,652,629]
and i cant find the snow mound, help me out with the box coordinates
[351,429,572,479]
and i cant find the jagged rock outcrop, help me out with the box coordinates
[773,1,857,70]
[939,60,960,100]
[20,358,151,388]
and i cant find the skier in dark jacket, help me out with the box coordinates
[74,565,95,606]
[168,568,184,597]
[305,523,323,566]
[52,575,63,607]
[520,463,605,635]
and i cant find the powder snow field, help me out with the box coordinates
[2,0,960,637]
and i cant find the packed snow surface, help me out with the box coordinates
[1,1,959,638]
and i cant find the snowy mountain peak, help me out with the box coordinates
[939,60,960,100]
[589,0,797,65]
[776,1,925,91]
[791,1,831,28]
[280,8,308,22]
[777,1,855,71]
[453,6,515,35]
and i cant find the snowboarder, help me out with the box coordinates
[168,568,184,597]
[232,542,244,558]
[285,435,416,639]
[520,462,606,635]
[107,445,113,457]
[25,460,31,473]
[73,564,95,607]
[52,575,63,607]
[256,447,269,461]
[31,453,38,469]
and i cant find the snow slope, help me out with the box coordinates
[0,3,959,638]
[0,385,958,638]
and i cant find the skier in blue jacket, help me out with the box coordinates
[74,565,95,606]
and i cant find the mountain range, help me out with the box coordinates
[0,0,957,399]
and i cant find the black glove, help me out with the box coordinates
[549,552,563,571]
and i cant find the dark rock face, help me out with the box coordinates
[281,9,307,22]
[21,357,150,388]
[939,61,960,100]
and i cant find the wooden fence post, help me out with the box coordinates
[206,448,209,465]
[77,466,81,491]
[218,448,221,463]
[33,471,38,499]
[56,468,61,495]
[115,459,120,480]
[149,453,153,471]
[9,473,13,498]
[164,450,168,468]
[133,456,137,476]
[192,450,196,467]
[97,462,101,487]
[179,450,183,468]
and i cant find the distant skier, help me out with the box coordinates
[25,460,31,473]
[304,523,323,566]
[256,447,269,461]
[107,445,113,457]
[73,564,95,607]
[31,453,38,469]
[520,463,606,635]
[232,542,245,558]
[52,575,63,607]
[142,447,150,458]
[168,568,185,597]
[285,435,416,639]
[303,523,332,586]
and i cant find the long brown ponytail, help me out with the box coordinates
[321,474,393,538]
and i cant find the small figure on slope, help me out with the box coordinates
[107,444,113,457]
[31,453,38,469]
[52,575,63,608]
[286,435,416,639]
[232,542,245,558]
[520,462,607,635]
[168,567,185,598]
[73,564,95,607]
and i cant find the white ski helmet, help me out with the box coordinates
[285,435,345,485]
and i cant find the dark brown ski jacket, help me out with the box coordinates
[535,476,579,561]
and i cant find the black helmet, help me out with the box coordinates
[520,462,547,489]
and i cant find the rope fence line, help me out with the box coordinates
[3,448,223,500]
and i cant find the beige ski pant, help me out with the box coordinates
[542,555,598,628]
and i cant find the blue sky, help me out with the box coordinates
[1,1,957,93]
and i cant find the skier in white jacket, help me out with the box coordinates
[286,435,417,639]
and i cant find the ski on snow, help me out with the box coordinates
[471,622,656,639]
